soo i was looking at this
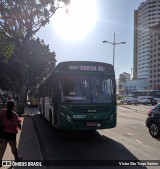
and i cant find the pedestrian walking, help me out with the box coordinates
[0,100,22,162]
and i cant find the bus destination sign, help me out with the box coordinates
[69,65,104,72]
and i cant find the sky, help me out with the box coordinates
[37,0,145,79]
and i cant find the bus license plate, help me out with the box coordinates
[87,122,97,127]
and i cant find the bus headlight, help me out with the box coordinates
[60,112,65,117]
[66,115,72,122]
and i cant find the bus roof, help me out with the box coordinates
[39,61,115,86]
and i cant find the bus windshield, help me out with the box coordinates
[60,74,114,104]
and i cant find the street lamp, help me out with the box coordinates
[102,33,126,68]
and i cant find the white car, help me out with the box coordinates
[121,97,138,105]
[138,96,157,105]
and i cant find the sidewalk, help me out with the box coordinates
[1,106,43,168]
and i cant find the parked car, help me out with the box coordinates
[121,97,138,105]
[146,103,160,138]
[138,96,157,105]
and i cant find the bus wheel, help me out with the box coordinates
[49,109,53,125]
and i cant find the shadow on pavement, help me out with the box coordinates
[32,114,147,169]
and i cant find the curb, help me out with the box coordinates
[31,116,45,162]
[32,116,48,169]
[24,106,47,168]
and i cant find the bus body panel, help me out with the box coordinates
[44,96,50,121]
[58,115,116,130]
[57,104,116,130]
[40,102,117,130]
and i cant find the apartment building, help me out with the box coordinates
[133,0,160,81]
[149,24,160,89]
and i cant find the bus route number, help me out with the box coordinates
[72,115,86,119]
[69,65,104,71]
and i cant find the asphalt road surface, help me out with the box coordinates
[29,105,160,169]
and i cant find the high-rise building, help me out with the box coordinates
[133,10,139,79]
[133,0,160,80]
[149,24,160,89]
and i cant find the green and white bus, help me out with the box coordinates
[39,61,117,130]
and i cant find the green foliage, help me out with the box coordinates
[0,32,15,61]
[0,37,56,92]
[117,96,123,100]
[0,56,21,91]
[0,43,15,62]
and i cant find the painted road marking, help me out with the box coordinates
[136,139,143,144]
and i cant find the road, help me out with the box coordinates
[29,104,160,169]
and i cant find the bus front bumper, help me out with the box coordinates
[58,115,116,131]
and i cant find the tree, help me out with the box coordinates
[0,37,56,96]
[0,56,21,92]
[0,0,70,114]
[26,37,56,90]
[0,32,15,62]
